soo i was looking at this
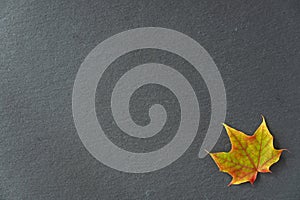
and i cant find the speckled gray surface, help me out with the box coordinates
[1,0,300,199]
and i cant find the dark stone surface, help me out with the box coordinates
[1,0,299,199]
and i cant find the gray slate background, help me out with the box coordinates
[1,0,300,199]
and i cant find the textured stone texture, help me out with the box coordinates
[1,0,300,199]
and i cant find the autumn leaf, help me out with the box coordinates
[209,116,285,186]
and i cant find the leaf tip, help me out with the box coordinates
[222,123,231,132]
[281,148,289,153]
[204,149,210,154]
[249,173,257,185]
[261,115,266,124]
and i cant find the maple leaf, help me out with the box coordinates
[209,116,285,186]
